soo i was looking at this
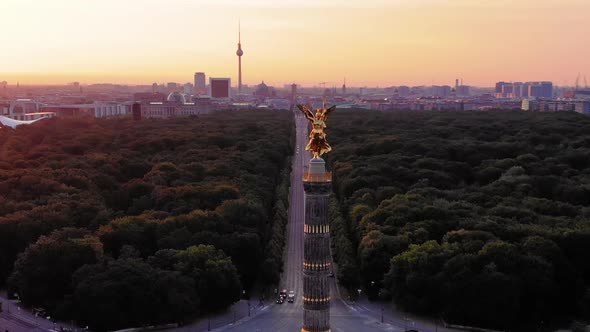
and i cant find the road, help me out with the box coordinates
[0,291,78,332]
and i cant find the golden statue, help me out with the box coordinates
[297,103,336,159]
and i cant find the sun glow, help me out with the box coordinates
[1,0,588,86]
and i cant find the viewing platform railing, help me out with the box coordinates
[303,172,332,183]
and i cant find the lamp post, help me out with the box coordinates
[247,301,251,317]
[381,307,384,323]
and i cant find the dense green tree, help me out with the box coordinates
[7,228,102,310]
[175,245,242,312]
[358,230,408,298]
[326,110,590,329]
[71,258,197,331]
[0,111,293,327]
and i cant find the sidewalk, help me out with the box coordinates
[166,299,268,332]
[0,291,79,332]
[334,285,459,332]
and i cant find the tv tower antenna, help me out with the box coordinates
[236,20,244,94]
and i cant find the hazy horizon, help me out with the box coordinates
[1,0,589,87]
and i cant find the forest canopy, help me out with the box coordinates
[326,110,590,330]
[0,110,293,330]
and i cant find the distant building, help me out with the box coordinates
[133,92,167,103]
[521,82,530,98]
[496,81,552,98]
[574,90,590,99]
[575,101,590,113]
[501,83,514,96]
[456,85,470,96]
[528,81,553,98]
[93,102,130,118]
[253,81,276,98]
[132,103,141,121]
[495,81,507,94]
[136,101,209,119]
[430,85,451,97]
[522,98,575,112]
[291,84,298,103]
[521,99,534,111]
[2,99,42,120]
[512,82,523,98]
[209,78,231,99]
[183,83,194,95]
[166,82,178,90]
[21,112,56,121]
[194,72,206,94]
[40,104,95,117]
[167,92,189,104]
[397,86,410,97]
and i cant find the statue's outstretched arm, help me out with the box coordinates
[324,105,336,120]
[297,104,314,121]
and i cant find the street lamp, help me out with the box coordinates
[381,307,384,323]
[247,301,251,317]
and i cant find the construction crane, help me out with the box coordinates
[573,74,580,98]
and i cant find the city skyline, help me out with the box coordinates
[1,0,589,87]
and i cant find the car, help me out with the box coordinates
[328,272,334,278]
[276,297,284,304]
[32,308,46,317]
[287,291,295,303]
[279,289,287,299]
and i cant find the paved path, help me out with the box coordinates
[0,292,78,332]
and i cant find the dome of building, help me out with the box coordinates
[167,92,187,103]
[255,81,268,93]
[254,81,276,98]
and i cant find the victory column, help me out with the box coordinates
[298,103,336,332]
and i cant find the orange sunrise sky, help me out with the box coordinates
[1,0,589,87]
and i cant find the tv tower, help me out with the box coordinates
[236,21,244,94]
